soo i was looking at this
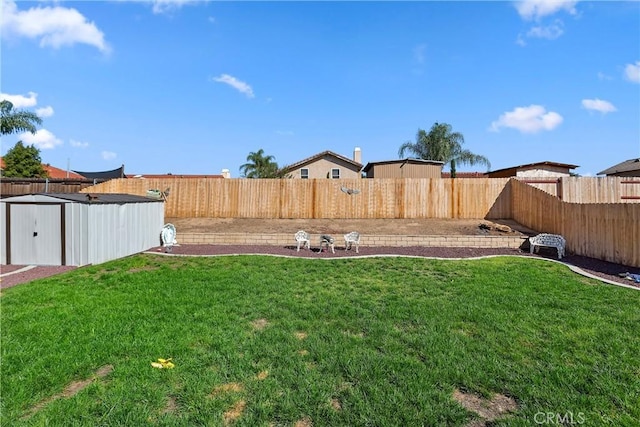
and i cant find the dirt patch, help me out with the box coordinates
[251,318,269,331]
[453,389,518,426]
[298,349,309,356]
[166,218,531,237]
[256,370,269,380]
[223,399,246,425]
[210,382,244,398]
[162,396,178,415]
[294,416,313,427]
[128,266,159,273]
[22,365,114,419]
[330,398,342,411]
[294,331,308,340]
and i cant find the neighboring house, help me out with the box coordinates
[441,172,485,178]
[362,158,444,178]
[0,157,85,179]
[597,158,640,177]
[484,161,579,178]
[282,148,363,179]
[43,164,86,179]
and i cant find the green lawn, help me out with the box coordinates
[2,255,639,426]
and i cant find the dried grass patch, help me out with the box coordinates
[22,365,114,419]
[453,389,518,426]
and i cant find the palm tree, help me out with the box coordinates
[398,122,490,178]
[240,149,284,178]
[0,100,42,136]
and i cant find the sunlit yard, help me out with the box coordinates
[2,255,639,426]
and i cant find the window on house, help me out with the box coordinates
[300,168,309,179]
[331,168,340,179]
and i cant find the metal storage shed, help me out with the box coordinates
[1,193,164,266]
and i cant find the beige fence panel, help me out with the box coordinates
[512,178,640,267]
[560,177,640,203]
[83,177,512,219]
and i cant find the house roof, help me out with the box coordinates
[42,164,86,179]
[73,165,125,180]
[282,150,363,172]
[486,161,579,176]
[597,158,640,176]
[1,193,163,204]
[362,158,444,173]
[127,174,224,179]
[441,172,486,178]
[0,157,85,179]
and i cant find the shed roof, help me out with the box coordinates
[597,158,640,175]
[1,193,162,204]
[362,158,444,173]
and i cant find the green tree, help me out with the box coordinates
[2,141,48,178]
[398,122,491,178]
[1,100,42,135]
[240,149,286,178]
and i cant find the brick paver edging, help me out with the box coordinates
[177,233,527,249]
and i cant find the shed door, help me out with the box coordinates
[10,204,62,265]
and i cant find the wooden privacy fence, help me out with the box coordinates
[511,179,640,267]
[84,177,513,219]
[560,176,640,202]
[518,176,640,202]
[1,178,105,197]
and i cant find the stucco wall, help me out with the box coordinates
[289,155,361,179]
[515,166,571,178]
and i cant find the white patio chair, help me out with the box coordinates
[295,230,311,252]
[344,231,360,253]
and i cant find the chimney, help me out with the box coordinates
[221,168,231,178]
[353,147,362,164]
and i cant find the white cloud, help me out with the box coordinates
[514,0,579,21]
[597,72,612,81]
[1,0,110,53]
[0,91,38,108]
[490,105,563,133]
[624,61,640,83]
[19,128,63,149]
[36,105,54,118]
[101,151,117,160]
[151,0,197,14]
[70,139,89,148]
[212,74,255,98]
[526,20,564,40]
[581,98,617,114]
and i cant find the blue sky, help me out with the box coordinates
[1,0,639,177]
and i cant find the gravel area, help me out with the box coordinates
[3,245,638,290]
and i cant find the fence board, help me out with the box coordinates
[83,177,513,219]
[560,177,640,203]
[511,178,640,267]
